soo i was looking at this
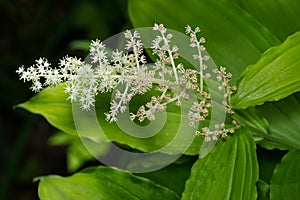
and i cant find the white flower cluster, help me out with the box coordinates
[16,24,239,140]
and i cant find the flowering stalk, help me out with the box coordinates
[185,25,209,92]
[16,24,239,141]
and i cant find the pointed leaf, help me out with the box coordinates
[233,0,300,41]
[181,128,258,200]
[270,150,300,200]
[233,32,300,109]
[37,166,179,200]
[234,108,288,150]
[18,85,77,136]
[129,0,280,83]
[234,93,300,150]
[234,107,270,135]
[234,94,300,150]
[256,93,300,150]
[17,85,204,155]
[137,157,194,197]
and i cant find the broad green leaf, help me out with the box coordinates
[270,150,300,200]
[181,128,258,200]
[17,85,76,135]
[233,0,300,41]
[137,156,195,197]
[232,31,300,109]
[257,126,297,151]
[257,93,300,150]
[234,107,270,135]
[129,0,280,83]
[17,85,204,155]
[37,166,179,200]
[256,139,289,151]
[234,93,300,150]
[234,108,289,150]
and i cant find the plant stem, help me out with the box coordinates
[160,32,179,83]
[196,41,203,92]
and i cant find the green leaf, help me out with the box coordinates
[181,128,258,200]
[17,85,204,156]
[234,93,300,150]
[233,0,300,41]
[17,85,77,136]
[233,108,289,150]
[136,156,195,197]
[37,166,179,200]
[234,107,270,135]
[232,31,300,109]
[257,93,300,150]
[270,150,300,200]
[129,0,280,83]
[257,138,289,151]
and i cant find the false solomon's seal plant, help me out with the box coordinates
[17,24,239,141]
[15,0,300,198]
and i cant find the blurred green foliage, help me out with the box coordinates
[0,0,129,199]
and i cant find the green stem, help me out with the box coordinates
[196,41,203,92]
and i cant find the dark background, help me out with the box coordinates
[0,0,129,199]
